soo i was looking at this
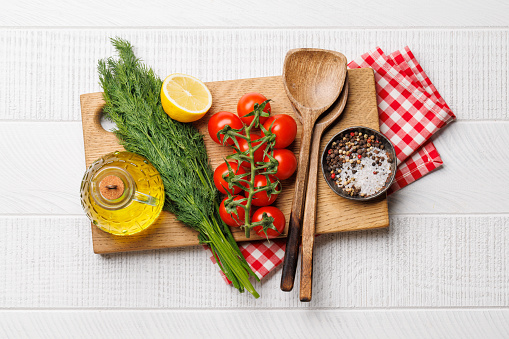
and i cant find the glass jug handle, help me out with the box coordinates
[133,191,159,207]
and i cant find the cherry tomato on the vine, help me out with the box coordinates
[252,206,286,238]
[219,196,249,228]
[213,162,246,195]
[208,111,244,145]
[247,174,279,206]
[236,133,265,169]
[264,149,297,180]
[237,92,271,125]
[262,114,297,149]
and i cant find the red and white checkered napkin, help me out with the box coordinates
[208,46,456,283]
[206,241,286,281]
[349,46,456,192]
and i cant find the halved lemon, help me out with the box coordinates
[160,73,212,123]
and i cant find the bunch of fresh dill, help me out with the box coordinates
[98,38,259,298]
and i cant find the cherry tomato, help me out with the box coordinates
[247,174,279,206]
[252,206,286,238]
[219,196,249,227]
[208,111,244,145]
[213,162,246,195]
[262,114,297,149]
[264,149,297,180]
[236,133,265,169]
[237,92,271,125]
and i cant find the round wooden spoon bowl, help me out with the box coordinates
[284,49,347,113]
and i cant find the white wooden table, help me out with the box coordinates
[2,1,509,338]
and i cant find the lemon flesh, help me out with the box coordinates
[161,73,212,123]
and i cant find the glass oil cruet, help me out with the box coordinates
[80,151,165,236]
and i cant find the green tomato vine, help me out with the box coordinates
[217,100,282,239]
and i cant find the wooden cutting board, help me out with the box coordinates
[80,68,388,254]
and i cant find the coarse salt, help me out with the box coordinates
[335,149,392,196]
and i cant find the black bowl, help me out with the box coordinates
[321,126,397,201]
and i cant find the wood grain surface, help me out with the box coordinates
[0,215,508,308]
[2,30,508,122]
[3,0,509,27]
[1,310,509,339]
[81,69,388,253]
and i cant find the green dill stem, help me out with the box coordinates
[203,215,259,297]
[211,209,259,282]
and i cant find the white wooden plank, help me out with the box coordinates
[0,121,505,215]
[1,309,509,339]
[0,215,507,308]
[0,29,508,121]
[0,122,85,215]
[2,0,509,27]
[388,121,509,214]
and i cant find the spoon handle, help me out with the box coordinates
[281,124,313,292]
[299,126,323,301]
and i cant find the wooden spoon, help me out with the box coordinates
[299,75,349,302]
[281,48,347,292]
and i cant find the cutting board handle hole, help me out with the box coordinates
[99,111,118,133]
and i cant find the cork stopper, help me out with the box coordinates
[99,175,125,200]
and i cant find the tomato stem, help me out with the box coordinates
[219,100,280,238]
[244,119,254,237]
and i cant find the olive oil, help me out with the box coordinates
[80,151,165,236]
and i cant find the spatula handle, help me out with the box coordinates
[299,126,322,301]
[281,125,313,292]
